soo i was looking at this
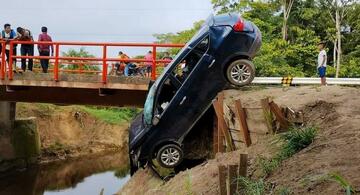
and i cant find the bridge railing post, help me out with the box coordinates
[8,42,14,80]
[54,43,60,81]
[102,45,107,84]
[151,45,156,80]
[1,42,5,80]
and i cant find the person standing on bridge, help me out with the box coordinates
[144,51,153,77]
[17,27,34,72]
[317,42,327,86]
[1,24,18,72]
[118,51,131,76]
[38,26,54,73]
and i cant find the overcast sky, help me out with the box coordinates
[0,0,213,56]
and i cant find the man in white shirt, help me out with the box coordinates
[317,42,327,85]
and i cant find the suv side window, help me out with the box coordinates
[155,36,210,117]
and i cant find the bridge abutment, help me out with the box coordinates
[0,102,40,172]
[0,101,16,131]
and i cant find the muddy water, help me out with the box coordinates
[0,151,130,195]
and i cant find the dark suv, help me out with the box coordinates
[129,13,261,174]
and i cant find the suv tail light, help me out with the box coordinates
[233,18,245,32]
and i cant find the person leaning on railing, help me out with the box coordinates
[38,26,54,73]
[17,27,34,72]
[1,23,18,73]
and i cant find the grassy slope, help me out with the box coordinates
[80,106,140,125]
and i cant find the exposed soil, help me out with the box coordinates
[16,103,129,163]
[118,85,360,195]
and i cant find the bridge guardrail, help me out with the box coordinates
[253,77,360,85]
[0,41,185,83]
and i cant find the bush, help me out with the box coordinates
[278,126,317,159]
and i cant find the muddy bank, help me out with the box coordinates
[15,103,131,164]
[119,86,360,195]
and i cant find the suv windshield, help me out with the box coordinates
[144,83,157,125]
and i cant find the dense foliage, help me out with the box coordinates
[61,48,100,72]
[155,0,360,77]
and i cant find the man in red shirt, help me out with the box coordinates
[38,26,54,73]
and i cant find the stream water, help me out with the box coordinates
[0,151,130,195]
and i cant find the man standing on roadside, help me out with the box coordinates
[1,24,18,72]
[17,27,34,72]
[38,26,54,73]
[317,42,327,85]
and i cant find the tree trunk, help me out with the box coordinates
[335,9,342,78]
[333,39,337,67]
[282,19,288,41]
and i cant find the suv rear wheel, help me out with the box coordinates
[226,59,255,86]
[156,144,183,168]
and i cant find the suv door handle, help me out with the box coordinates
[208,59,216,68]
[179,96,187,105]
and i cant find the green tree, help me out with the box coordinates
[154,0,360,77]
[61,48,100,72]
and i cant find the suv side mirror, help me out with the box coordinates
[152,114,160,126]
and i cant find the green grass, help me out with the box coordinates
[259,126,317,177]
[327,173,355,195]
[237,177,266,195]
[276,186,292,195]
[81,106,141,125]
[278,126,317,159]
[184,171,194,195]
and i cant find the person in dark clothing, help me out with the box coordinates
[17,27,34,72]
[162,52,173,67]
[38,26,54,73]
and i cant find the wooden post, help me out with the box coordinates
[218,165,227,195]
[269,101,289,130]
[234,99,251,147]
[261,98,274,133]
[213,114,219,154]
[238,154,248,177]
[218,92,226,152]
[236,153,248,192]
[227,165,238,195]
[213,100,234,152]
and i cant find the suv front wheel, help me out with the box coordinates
[226,59,255,87]
[156,144,183,168]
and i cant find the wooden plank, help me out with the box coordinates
[218,165,227,195]
[246,119,270,134]
[217,92,226,152]
[227,165,238,195]
[239,154,248,177]
[269,101,289,130]
[260,97,274,133]
[236,153,248,192]
[213,95,234,151]
[217,115,225,153]
[213,114,219,154]
[234,99,251,147]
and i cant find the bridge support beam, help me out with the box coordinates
[0,102,40,173]
[0,101,16,131]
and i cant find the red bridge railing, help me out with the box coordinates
[0,41,184,83]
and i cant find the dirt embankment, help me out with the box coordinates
[119,86,360,195]
[16,103,130,163]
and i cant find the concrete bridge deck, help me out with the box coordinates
[0,73,150,107]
